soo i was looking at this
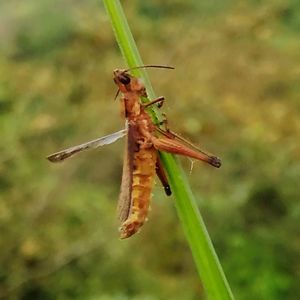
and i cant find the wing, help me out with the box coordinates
[117,123,137,222]
[47,129,127,163]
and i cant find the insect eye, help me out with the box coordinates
[119,74,131,85]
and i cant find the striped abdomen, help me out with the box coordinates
[119,147,157,239]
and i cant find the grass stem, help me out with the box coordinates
[103,1,234,299]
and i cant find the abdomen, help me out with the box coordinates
[119,147,157,239]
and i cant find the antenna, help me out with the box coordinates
[125,65,175,72]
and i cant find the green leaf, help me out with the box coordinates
[103,1,234,299]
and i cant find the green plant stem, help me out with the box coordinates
[103,1,234,299]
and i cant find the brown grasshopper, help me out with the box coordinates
[47,66,221,239]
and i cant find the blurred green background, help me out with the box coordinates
[1,0,299,299]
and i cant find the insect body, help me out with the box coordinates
[48,67,221,239]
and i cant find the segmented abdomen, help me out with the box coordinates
[119,147,157,239]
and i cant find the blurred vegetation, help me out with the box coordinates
[0,0,299,299]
